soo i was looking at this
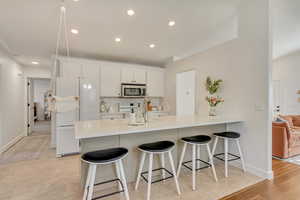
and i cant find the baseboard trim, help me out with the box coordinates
[0,133,25,154]
[229,160,274,180]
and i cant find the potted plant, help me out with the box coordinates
[205,77,224,116]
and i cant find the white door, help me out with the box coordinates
[27,79,34,135]
[272,80,281,115]
[176,70,196,116]
[100,64,121,96]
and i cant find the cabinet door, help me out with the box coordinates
[133,69,146,84]
[80,63,100,120]
[147,69,165,97]
[59,60,82,78]
[121,68,134,83]
[56,60,81,97]
[100,65,121,96]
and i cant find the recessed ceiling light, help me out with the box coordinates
[149,44,155,48]
[127,9,135,16]
[31,61,39,65]
[73,0,79,1]
[168,20,176,27]
[115,37,121,42]
[71,29,79,34]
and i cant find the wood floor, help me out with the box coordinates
[221,159,300,200]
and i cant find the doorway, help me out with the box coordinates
[27,78,51,136]
[176,70,196,116]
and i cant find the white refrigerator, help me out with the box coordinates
[55,64,99,157]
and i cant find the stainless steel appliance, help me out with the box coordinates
[121,83,146,97]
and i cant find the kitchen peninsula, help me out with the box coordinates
[75,115,243,183]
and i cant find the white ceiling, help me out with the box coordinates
[272,0,300,59]
[0,0,240,68]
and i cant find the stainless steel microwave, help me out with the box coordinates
[121,83,146,98]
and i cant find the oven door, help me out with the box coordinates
[122,85,145,97]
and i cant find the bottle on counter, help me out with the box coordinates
[136,103,144,123]
[147,101,153,111]
[129,108,136,124]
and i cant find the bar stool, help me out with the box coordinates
[177,135,218,191]
[81,147,130,200]
[135,141,181,200]
[211,131,246,177]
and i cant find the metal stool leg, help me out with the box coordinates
[168,151,181,195]
[236,139,246,172]
[87,164,97,200]
[224,138,228,177]
[115,162,122,190]
[118,160,130,200]
[83,164,92,200]
[160,153,166,180]
[206,144,218,182]
[177,142,187,177]
[197,145,201,169]
[212,136,219,156]
[192,144,196,190]
[135,152,146,190]
[147,153,153,200]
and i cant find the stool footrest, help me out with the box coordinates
[141,168,174,184]
[213,153,240,162]
[182,159,211,171]
[88,178,124,200]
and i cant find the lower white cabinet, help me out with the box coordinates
[56,126,79,157]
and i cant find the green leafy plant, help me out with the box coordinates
[205,77,223,95]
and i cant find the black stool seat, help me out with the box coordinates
[182,135,211,144]
[214,132,240,139]
[138,141,175,152]
[81,147,128,164]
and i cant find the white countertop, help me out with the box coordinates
[75,115,244,139]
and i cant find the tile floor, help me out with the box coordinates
[0,132,263,200]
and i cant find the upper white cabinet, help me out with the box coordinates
[147,69,165,97]
[134,69,146,84]
[56,60,81,97]
[57,57,165,98]
[100,64,121,97]
[121,68,146,84]
[59,60,82,78]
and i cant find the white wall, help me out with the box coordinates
[273,51,300,115]
[33,79,50,121]
[165,0,272,178]
[0,53,26,153]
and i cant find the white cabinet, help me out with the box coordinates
[121,68,146,84]
[80,63,100,120]
[59,60,82,78]
[134,69,146,84]
[56,61,81,97]
[147,69,165,97]
[56,126,79,156]
[100,64,121,97]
